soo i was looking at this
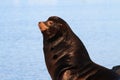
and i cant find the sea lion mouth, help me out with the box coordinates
[38,22,49,32]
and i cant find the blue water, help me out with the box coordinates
[0,1,120,80]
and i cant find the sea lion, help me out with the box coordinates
[38,16,120,80]
[112,65,120,75]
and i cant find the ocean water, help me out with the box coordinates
[0,1,120,80]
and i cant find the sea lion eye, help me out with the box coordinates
[47,21,54,26]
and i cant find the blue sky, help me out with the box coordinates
[0,0,120,4]
[1,0,120,6]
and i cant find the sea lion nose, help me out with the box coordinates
[38,22,41,26]
[38,22,48,31]
[38,22,40,26]
[38,22,42,28]
[38,22,42,25]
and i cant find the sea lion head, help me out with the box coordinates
[38,16,70,41]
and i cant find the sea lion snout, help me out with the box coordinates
[38,22,49,31]
[38,20,54,32]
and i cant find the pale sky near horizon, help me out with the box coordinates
[1,0,120,6]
